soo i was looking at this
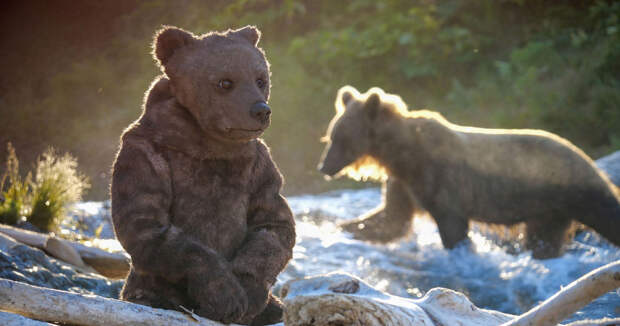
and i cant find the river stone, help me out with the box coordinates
[0,233,122,298]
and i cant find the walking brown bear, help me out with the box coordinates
[318,85,620,259]
[111,26,295,325]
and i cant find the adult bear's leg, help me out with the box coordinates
[434,213,470,249]
[340,177,420,242]
[526,218,572,259]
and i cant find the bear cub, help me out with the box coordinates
[319,86,620,259]
[111,26,295,325]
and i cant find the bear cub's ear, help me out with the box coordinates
[232,26,261,46]
[154,26,196,65]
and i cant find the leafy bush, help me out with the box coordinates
[28,148,90,232]
[0,144,89,232]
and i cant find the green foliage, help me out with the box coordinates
[0,144,89,232]
[0,144,31,225]
[442,1,620,156]
[2,1,619,198]
[214,0,620,188]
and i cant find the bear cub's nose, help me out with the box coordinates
[251,101,271,123]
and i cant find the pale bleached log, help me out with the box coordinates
[0,224,86,267]
[0,311,56,326]
[501,260,620,326]
[0,278,240,326]
[0,224,130,279]
[565,318,620,326]
[281,272,514,326]
[68,241,130,279]
[417,287,515,326]
[45,236,87,268]
[0,224,48,248]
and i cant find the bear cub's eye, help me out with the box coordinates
[256,78,266,89]
[218,79,233,90]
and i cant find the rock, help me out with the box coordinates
[595,150,620,186]
[0,233,122,299]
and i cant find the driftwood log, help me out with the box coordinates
[0,311,55,326]
[282,261,620,326]
[502,260,620,326]
[0,224,130,278]
[69,240,130,279]
[281,272,514,326]
[0,278,239,326]
[0,260,618,325]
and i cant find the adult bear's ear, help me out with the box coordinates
[153,26,195,66]
[341,90,354,106]
[364,93,381,120]
[336,85,358,110]
[233,25,261,46]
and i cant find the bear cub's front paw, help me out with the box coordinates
[235,274,271,324]
[189,272,248,323]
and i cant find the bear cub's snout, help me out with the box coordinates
[251,101,271,124]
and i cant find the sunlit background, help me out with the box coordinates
[1,2,620,322]
[1,0,619,200]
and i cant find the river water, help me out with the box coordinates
[68,186,619,323]
[281,187,620,323]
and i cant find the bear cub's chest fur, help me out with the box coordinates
[166,150,254,257]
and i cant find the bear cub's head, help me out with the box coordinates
[154,25,271,142]
[318,86,390,178]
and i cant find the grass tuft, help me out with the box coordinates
[0,144,89,232]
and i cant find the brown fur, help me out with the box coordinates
[319,86,620,259]
[111,26,295,325]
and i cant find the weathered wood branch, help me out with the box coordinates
[501,260,620,326]
[69,240,130,279]
[1,265,618,326]
[282,265,620,326]
[281,272,514,326]
[0,278,239,326]
[564,318,620,326]
[0,224,130,278]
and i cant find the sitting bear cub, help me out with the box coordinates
[319,86,620,259]
[111,26,295,325]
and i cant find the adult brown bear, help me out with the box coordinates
[111,26,295,325]
[318,85,620,259]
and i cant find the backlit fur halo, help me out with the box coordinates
[339,155,388,182]
[329,86,450,182]
[336,87,391,182]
